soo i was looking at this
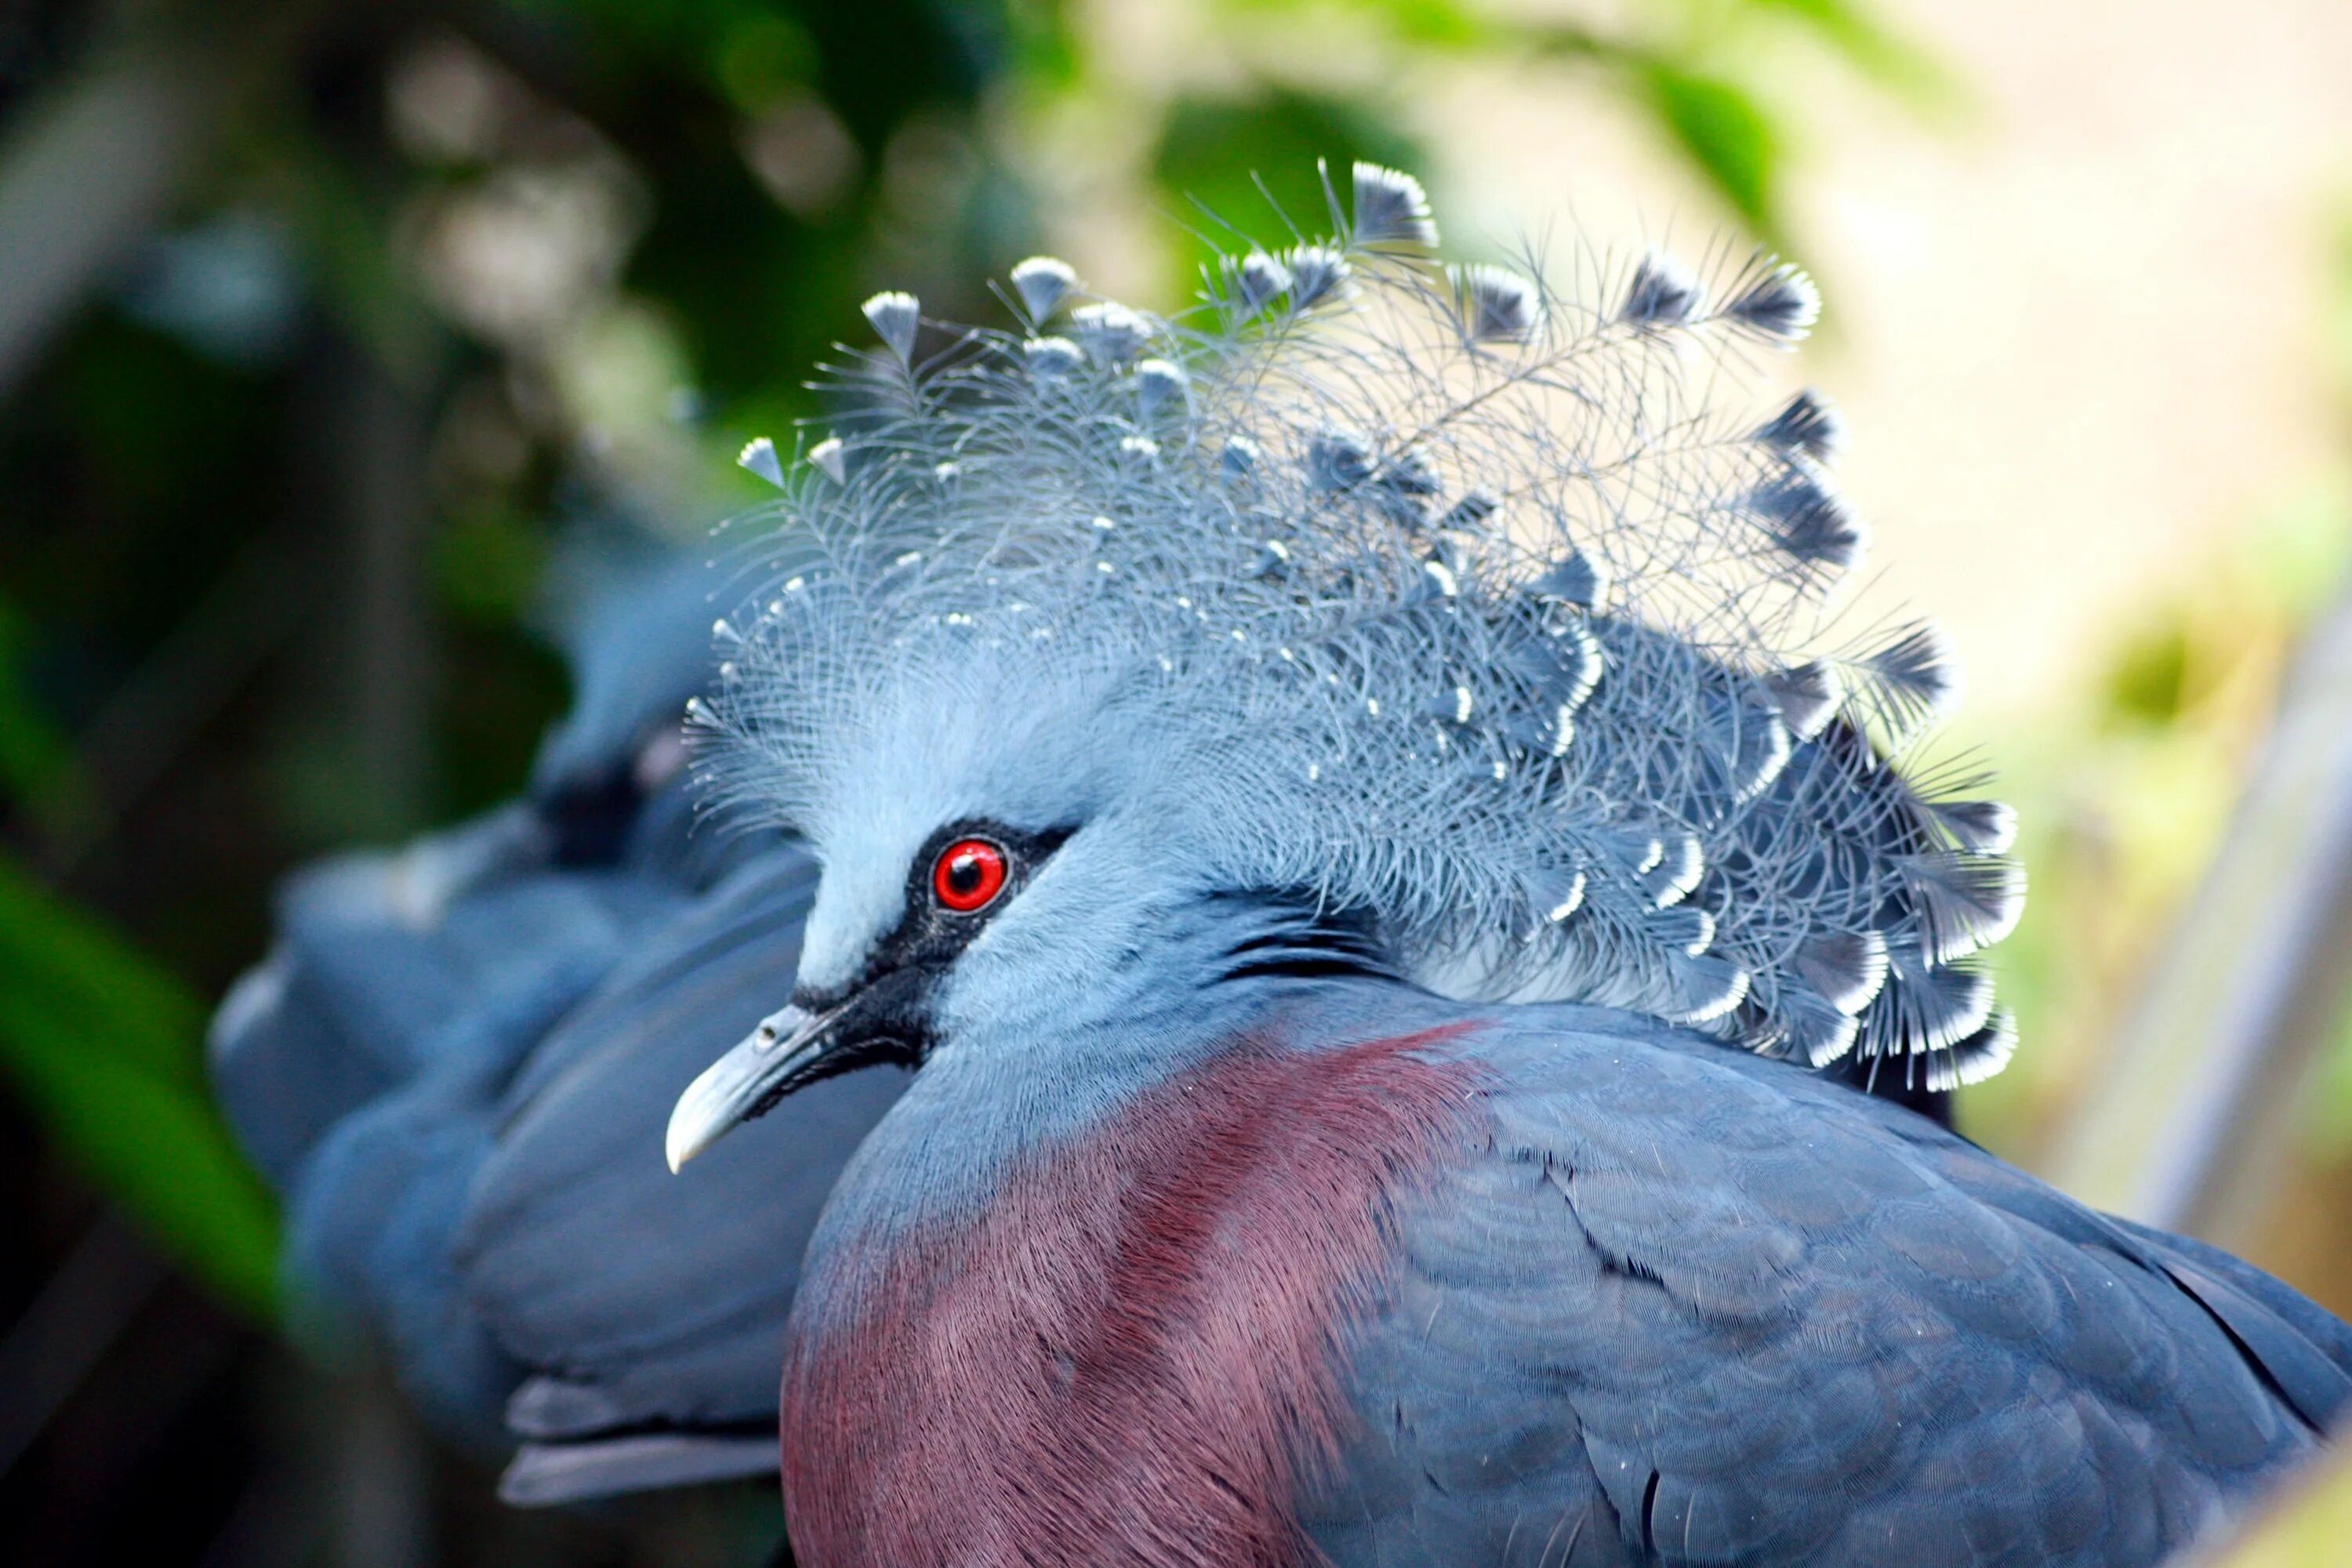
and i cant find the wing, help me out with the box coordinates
[214,805,693,1446]
[210,542,728,1225]
[210,544,902,1486]
[456,848,905,1504]
[1314,1008,2352,1568]
[209,804,597,1190]
[216,825,900,1488]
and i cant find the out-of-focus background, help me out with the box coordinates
[2,2,2349,1563]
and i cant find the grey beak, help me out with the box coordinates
[665,1002,840,1172]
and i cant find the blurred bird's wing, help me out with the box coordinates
[212,806,695,1447]
[1316,1011,2352,1568]
[211,804,581,1190]
[211,541,899,1484]
[210,538,731,1232]
[455,844,905,1504]
[217,822,898,1486]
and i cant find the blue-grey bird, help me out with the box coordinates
[659,164,2352,1566]
[207,538,1948,1509]
[209,548,904,1502]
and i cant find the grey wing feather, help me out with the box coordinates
[210,804,567,1188]
[499,1432,780,1507]
[456,848,904,1461]
[220,835,900,1484]
[1320,1007,2351,1568]
[209,544,902,1488]
[211,538,728,1207]
[219,810,691,1447]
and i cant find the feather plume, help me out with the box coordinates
[702,164,2027,1082]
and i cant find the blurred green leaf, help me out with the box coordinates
[2103,616,2195,728]
[0,597,89,837]
[1001,0,1083,90]
[712,11,820,108]
[0,853,279,1316]
[1635,61,1784,245]
[434,503,551,628]
[0,858,201,1090]
[1215,0,1487,50]
[1737,0,1958,103]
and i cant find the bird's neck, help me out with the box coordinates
[813,892,1409,1247]
[779,986,1486,1568]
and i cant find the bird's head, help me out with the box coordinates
[662,625,1373,1171]
[667,162,2026,1171]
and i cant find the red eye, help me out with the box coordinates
[932,838,1009,913]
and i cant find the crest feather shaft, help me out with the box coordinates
[704,164,2027,1087]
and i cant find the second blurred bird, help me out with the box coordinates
[208,543,903,1504]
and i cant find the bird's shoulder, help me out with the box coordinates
[1308,1004,2348,1568]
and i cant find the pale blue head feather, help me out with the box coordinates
[699,162,2024,1093]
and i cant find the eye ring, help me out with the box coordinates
[932,838,1009,914]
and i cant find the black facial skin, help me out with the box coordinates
[743,819,1072,1117]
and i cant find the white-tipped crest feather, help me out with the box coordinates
[860,290,920,365]
[1349,162,1438,249]
[738,437,786,488]
[1009,256,1077,321]
[700,169,2027,1083]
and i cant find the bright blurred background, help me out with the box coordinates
[2,2,2350,1564]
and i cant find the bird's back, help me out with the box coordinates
[1316,999,2352,1567]
[767,971,2352,1568]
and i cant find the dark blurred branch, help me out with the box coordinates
[41,528,314,875]
[0,1215,169,1480]
[0,0,329,405]
[331,1369,436,1568]
[2053,581,2352,1240]
[332,345,437,837]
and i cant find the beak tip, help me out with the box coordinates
[665,1002,829,1174]
[662,1069,720,1174]
[663,1100,717,1174]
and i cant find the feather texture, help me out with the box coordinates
[704,164,2027,1082]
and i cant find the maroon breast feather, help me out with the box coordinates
[781,1022,1485,1568]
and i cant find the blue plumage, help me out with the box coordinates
[212,162,2350,1566]
[209,548,902,1496]
[648,163,2349,1566]
[1316,994,2352,1565]
[701,161,2016,1093]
